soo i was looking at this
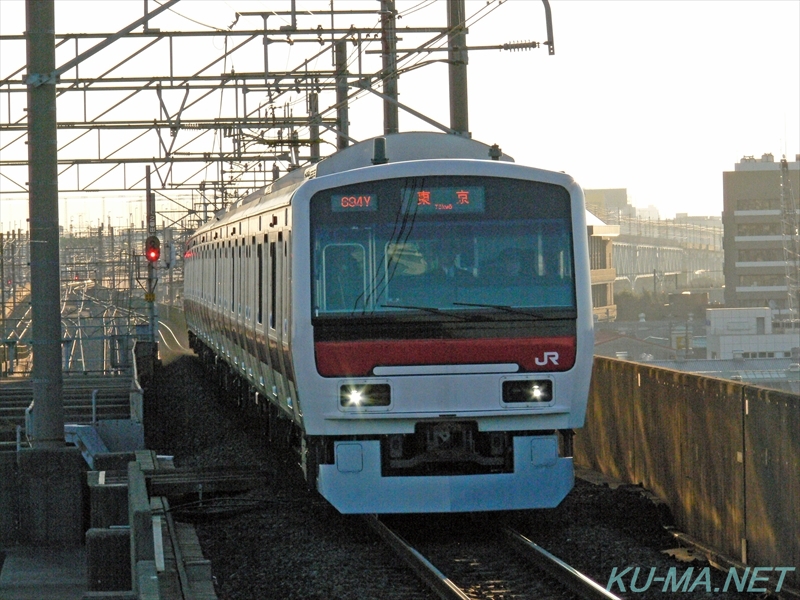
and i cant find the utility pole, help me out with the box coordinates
[145,166,158,347]
[10,233,16,313]
[447,0,469,136]
[26,0,64,447]
[164,227,173,304]
[335,38,350,150]
[380,0,399,135]
[97,224,104,288]
[308,92,321,162]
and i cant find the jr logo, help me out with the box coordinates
[534,351,559,366]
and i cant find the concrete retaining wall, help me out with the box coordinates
[17,447,85,546]
[0,452,17,545]
[576,356,799,588]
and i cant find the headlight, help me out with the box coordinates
[502,379,553,404]
[339,383,391,408]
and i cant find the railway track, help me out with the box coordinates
[500,525,620,600]
[155,356,763,599]
[364,514,622,600]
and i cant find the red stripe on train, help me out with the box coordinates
[314,337,576,377]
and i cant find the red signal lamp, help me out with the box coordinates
[145,235,161,263]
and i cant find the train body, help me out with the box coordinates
[183,132,594,513]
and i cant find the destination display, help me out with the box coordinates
[402,186,485,214]
[331,193,377,212]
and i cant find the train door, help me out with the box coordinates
[227,238,235,362]
[206,246,213,342]
[243,235,252,372]
[231,239,238,365]
[245,232,259,384]
[234,238,244,369]
[241,235,251,377]
[280,227,300,423]
[222,241,231,360]
[239,236,246,369]
[236,234,246,372]
[274,230,291,411]
[207,246,213,346]
[256,233,275,402]
[267,229,290,413]
[213,244,221,353]
[200,246,208,337]
[242,237,250,369]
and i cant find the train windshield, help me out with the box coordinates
[310,175,575,319]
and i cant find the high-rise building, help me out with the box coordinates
[722,153,800,317]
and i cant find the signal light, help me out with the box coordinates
[145,235,161,263]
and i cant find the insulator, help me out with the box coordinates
[502,40,539,52]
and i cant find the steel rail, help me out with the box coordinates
[160,497,193,600]
[501,525,622,600]
[362,515,470,600]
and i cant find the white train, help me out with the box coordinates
[183,132,594,513]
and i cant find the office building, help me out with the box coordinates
[722,153,800,316]
[586,211,619,321]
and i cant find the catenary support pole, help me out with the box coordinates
[335,38,350,150]
[26,0,65,448]
[447,0,469,136]
[380,0,399,135]
[309,92,321,162]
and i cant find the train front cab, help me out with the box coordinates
[297,160,593,513]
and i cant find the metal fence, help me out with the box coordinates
[576,357,799,587]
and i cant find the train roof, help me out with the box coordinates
[313,132,514,176]
[268,132,514,193]
[221,132,515,215]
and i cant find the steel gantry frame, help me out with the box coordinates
[1,0,555,230]
[1,0,556,449]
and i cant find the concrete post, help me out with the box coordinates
[26,0,64,447]
[380,0,399,135]
[446,0,469,136]
[335,39,349,150]
[309,92,321,162]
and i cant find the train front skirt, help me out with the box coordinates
[317,434,573,513]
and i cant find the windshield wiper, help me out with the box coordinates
[452,302,574,320]
[380,303,470,321]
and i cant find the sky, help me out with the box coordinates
[0,0,798,229]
